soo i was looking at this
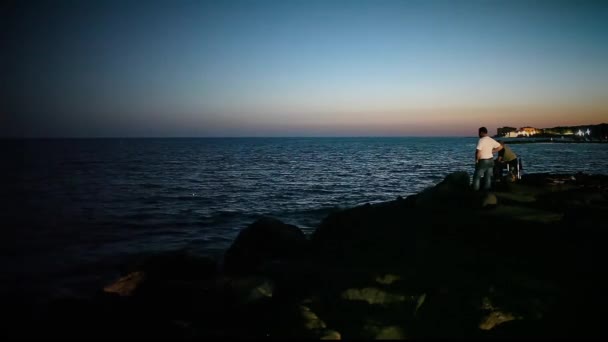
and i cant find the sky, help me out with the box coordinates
[1,0,607,137]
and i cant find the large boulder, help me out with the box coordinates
[310,172,479,272]
[223,217,308,274]
[309,199,418,271]
[415,171,474,208]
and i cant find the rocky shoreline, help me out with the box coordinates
[6,172,608,339]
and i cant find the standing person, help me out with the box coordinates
[472,127,502,191]
[493,141,518,182]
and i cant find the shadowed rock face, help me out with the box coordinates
[309,171,495,274]
[305,171,608,338]
[415,171,472,207]
[10,172,608,340]
[223,217,309,275]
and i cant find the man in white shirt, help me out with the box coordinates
[472,127,503,191]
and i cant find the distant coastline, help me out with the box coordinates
[494,137,608,144]
[493,122,608,143]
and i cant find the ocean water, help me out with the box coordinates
[2,137,608,297]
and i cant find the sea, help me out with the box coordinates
[2,137,607,299]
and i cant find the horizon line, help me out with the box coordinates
[3,123,604,140]
[0,135,475,140]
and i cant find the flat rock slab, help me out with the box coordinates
[480,205,563,224]
[494,192,537,204]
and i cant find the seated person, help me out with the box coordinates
[493,141,518,181]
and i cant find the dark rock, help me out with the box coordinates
[416,171,475,208]
[103,271,146,297]
[227,276,275,305]
[310,200,417,271]
[223,217,308,274]
[480,192,498,208]
[363,324,407,339]
[101,250,221,325]
[311,172,480,269]
[129,250,218,282]
[340,287,408,305]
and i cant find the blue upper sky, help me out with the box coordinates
[2,0,607,137]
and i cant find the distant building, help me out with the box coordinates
[496,126,542,137]
[497,127,517,137]
[515,126,541,137]
[498,123,606,139]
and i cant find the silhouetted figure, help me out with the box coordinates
[472,127,502,191]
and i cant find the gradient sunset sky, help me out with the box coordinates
[2,0,607,137]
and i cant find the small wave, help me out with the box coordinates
[175,195,213,202]
[140,183,163,189]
